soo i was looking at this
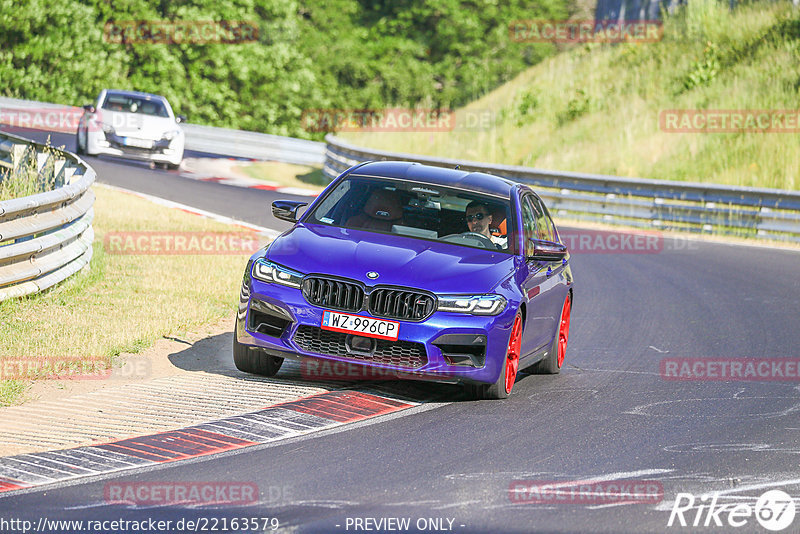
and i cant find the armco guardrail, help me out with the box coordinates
[324,135,800,243]
[0,131,95,301]
[181,123,324,165]
[0,96,325,166]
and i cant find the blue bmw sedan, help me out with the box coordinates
[234,161,573,399]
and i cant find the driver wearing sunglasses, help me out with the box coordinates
[465,201,507,249]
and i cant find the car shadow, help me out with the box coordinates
[165,330,465,403]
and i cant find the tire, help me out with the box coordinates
[75,129,85,155]
[233,320,284,376]
[530,293,571,374]
[466,312,522,400]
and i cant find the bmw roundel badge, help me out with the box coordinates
[366,271,379,280]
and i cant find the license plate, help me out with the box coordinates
[321,310,399,341]
[123,137,153,149]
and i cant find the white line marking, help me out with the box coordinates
[707,477,800,497]
[627,397,800,419]
[18,453,99,474]
[586,501,642,509]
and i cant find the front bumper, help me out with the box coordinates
[88,130,184,165]
[237,275,517,386]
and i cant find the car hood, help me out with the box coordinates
[266,224,515,294]
[95,110,178,139]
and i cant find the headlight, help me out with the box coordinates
[163,129,181,141]
[437,294,507,316]
[251,259,304,288]
[101,123,115,134]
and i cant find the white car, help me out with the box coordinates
[76,89,185,169]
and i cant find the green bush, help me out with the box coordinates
[684,42,721,90]
[0,0,569,140]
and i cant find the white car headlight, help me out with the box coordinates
[437,294,507,316]
[101,123,115,134]
[252,259,304,288]
[163,129,181,141]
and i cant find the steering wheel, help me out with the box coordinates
[441,232,497,249]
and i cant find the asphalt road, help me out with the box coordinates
[2,126,800,533]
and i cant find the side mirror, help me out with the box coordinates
[176,115,187,123]
[83,104,96,113]
[272,200,308,223]
[528,239,567,261]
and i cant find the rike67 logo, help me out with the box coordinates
[668,490,796,531]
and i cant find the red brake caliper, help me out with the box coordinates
[557,296,571,368]
[505,315,522,394]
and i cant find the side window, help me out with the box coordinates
[531,196,556,242]
[520,196,537,256]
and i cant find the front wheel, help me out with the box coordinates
[75,128,85,155]
[530,293,571,374]
[233,320,284,376]
[466,312,522,400]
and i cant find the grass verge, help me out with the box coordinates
[0,186,262,406]
[233,161,327,192]
[341,1,800,191]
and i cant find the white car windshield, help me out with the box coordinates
[102,94,169,118]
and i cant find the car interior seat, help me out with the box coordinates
[489,206,507,237]
[346,189,404,232]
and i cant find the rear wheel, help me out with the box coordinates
[530,293,571,374]
[466,312,522,400]
[233,320,284,376]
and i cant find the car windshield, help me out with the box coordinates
[305,175,515,254]
[101,94,169,117]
